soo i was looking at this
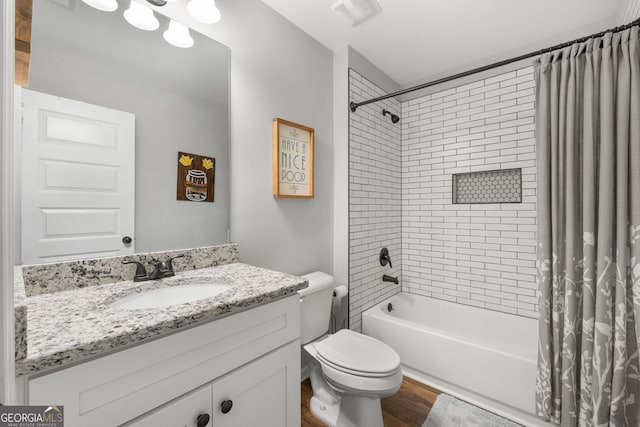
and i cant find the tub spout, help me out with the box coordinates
[383,274,399,284]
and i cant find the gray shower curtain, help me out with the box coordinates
[535,27,640,426]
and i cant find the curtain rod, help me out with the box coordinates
[349,17,640,113]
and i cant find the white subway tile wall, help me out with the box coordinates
[349,69,402,332]
[401,66,538,318]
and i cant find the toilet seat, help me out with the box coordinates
[316,353,396,378]
[315,329,401,377]
[319,359,403,396]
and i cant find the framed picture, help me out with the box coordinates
[176,151,215,202]
[272,118,314,198]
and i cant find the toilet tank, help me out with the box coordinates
[299,272,335,344]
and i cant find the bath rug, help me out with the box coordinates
[422,394,522,427]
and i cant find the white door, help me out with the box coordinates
[21,88,135,264]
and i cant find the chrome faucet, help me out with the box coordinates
[122,254,184,282]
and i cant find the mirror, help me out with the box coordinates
[20,0,230,262]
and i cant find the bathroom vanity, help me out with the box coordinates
[14,247,306,427]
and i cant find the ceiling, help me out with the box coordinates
[261,0,629,87]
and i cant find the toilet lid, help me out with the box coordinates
[315,329,400,375]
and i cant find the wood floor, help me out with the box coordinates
[301,376,441,427]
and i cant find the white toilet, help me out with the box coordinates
[300,272,403,427]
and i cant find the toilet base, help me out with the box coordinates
[337,394,384,427]
[310,393,384,427]
[308,364,385,427]
[309,365,340,426]
[310,395,340,427]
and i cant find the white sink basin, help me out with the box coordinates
[109,283,232,310]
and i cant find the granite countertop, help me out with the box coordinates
[15,263,307,376]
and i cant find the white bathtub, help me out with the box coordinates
[362,293,552,427]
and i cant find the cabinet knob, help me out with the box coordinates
[122,236,132,245]
[220,399,233,414]
[196,413,210,427]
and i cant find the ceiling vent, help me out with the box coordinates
[331,0,382,27]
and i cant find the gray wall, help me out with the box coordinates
[206,0,334,275]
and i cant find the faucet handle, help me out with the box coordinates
[121,259,148,281]
[379,248,392,268]
[166,254,184,264]
[163,254,185,277]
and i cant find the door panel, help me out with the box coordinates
[21,88,135,264]
[123,385,212,427]
[42,209,119,236]
[40,159,118,192]
[211,341,300,427]
[43,112,119,148]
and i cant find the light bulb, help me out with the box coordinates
[187,0,221,24]
[81,0,118,12]
[163,20,194,48]
[124,1,159,31]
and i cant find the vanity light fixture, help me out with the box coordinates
[124,1,160,31]
[187,0,221,24]
[163,19,195,48]
[145,0,181,5]
[82,0,216,49]
[81,0,118,12]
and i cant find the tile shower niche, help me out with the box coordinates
[452,168,522,204]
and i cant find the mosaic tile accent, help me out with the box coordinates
[452,168,522,204]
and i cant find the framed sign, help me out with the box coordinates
[272,118,314,198]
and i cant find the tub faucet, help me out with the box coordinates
[382,274,399,285]
[379,248,392,268]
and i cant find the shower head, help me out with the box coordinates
[382,109,400,124]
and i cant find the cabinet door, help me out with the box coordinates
[211,340,300,427]
[124,385,212,427]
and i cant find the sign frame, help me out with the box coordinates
[272,118,314,198]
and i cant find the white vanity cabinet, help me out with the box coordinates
[26,295,300,427]
[127,341,298,427]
